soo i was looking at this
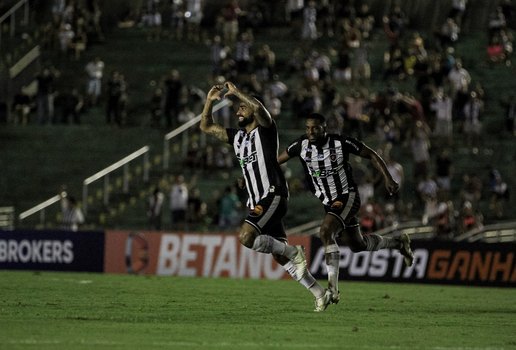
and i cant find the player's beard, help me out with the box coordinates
[238,115,253,128]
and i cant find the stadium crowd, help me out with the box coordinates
[1,0,514,235]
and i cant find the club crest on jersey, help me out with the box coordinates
[329,148,337,162]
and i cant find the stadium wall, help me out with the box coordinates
[0,230,514,287]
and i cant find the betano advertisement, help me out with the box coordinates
[104,230,309,279]
[0,230,514,286]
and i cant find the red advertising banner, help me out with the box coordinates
[104,230,311,279]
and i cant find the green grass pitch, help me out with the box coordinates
[0,271,515,350]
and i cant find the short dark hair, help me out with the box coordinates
[306,113,326,124]
[251,94,265,105]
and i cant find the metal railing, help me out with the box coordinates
[18,192,66,226]
[454,222,516,243]
[0,206,15,230]
[17,99,231,228]
[163,99,232,169]
[82,146,150,215]
[0,0,30,48]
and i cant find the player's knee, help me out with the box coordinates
[319,227,334,246]
[239,230,255,248]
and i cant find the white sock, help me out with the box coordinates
[325,244,340,292]
[284,261,325,298]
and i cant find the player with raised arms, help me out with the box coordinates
[200,81,332,312]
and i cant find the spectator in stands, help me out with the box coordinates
[488,6,507,41]
[459,172,483,206]
[105,70,124,126]
[254,44,276,82]
[35,66,59,124]
[383,150,405,211]
[234,31,253,76]
[57,22,75,56]
[458,200,483,234]
[12,91,32,125]
[435,148,453,200]
[343,90,368,139]
[449,0,468,27]
[488,169,510,219]
[430,87,454,145]
[409,120,432,182]
[447,59,471,122]
[149,86,163,128]
[417,173,438,225]
[218,185,241,230]
[356,3,375,41]
[501,94,516,136]
[382,5,406,49]
[462,91,484,148]
[301,1,318,42]
[436,17,460,50]
[169,175,189,230]
[55,88,84,124]
[163,69,185,129]
[434,200,454,240]
[86,0,104,42]
[169,0,185,40]
[187,188,208,226]
[359,200,384,234]
[208,35,227,77]
[147,186,165,230]
[70,27,87,60]
[85,56,104,106]
[60,193,84,232]
[145,7,162,42]
[184,0,203,42]
[221,0,241,47]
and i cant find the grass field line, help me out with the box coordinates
[4,339,508,350]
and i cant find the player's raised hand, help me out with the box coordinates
[386,178,400,196]
[223,81,237,97]
[207,85,225,101]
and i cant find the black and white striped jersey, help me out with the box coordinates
[227,121,288,209]
[286,134,364,205]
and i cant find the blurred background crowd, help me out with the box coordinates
[0,0,514,238]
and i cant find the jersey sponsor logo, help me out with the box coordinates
[309,165,342,178]
[238,151,258,168]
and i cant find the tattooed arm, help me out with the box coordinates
[199,85,229,142]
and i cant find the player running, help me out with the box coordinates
[278,112,414,304]
[200,82,332,312]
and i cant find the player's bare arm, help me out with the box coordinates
[277,150,290,164]
[224,81,273,127]
[200,85,228,142]
[360,145,399,195]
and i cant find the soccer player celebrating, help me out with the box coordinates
[200,82,332,312]
[278,112,414,304]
